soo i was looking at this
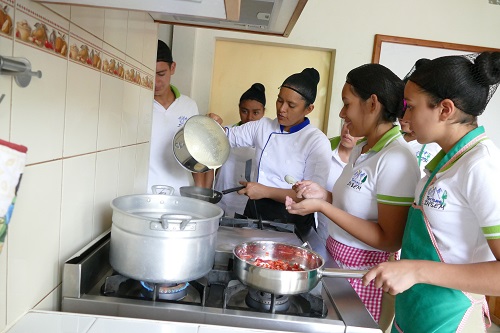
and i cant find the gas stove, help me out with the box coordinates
[61,222,381,332]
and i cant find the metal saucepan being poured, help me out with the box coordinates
[173,115,230,173]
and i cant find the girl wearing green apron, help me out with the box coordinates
[363,52,500,332]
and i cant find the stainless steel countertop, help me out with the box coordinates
[61,227,381,333]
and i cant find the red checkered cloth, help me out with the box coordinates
[326,236,393,322]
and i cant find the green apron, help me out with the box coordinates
[393,127,489,333]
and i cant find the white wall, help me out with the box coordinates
[172,0,500,137]
[0,0,157,330]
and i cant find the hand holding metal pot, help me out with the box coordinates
[207,112,223,125]
[173,115,230,173]
[238,181,268,200]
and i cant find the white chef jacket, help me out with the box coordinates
[225,117,331,191]
[214,141,254,217]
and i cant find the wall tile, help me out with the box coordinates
[70,5,104,40]
[10,44,66,164]
[92,149,119,238]
[134,142,149,194]
[12,0,70,164]
[7,311,95,333]
[6,161,62,323]
[97,43,124,151]
[60,154,96,265]
[137,86,153,144]
[121,81,140,146]
[43,3,70,20]
[2,0,157,328]
[125,11,145,63]
[103,8,127,53]
[33,286,61,311]
[0,0,14,140]
[64,24,101,157]
[117,146,136,197]
[142,19,157,72]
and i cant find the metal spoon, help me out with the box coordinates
[284,175,297,185]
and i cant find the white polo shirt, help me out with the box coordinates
[417,138,500,264]
[329,126,421,251]
[407,140,441,177]
[147,86,199,194]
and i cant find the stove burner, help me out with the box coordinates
[245,288,290,312]
[140,281,189,301]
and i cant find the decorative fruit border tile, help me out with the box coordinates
[0,0,14,38]
[15,1,68,57]
[69,29,102,72]
[101,46,125,79]
[9,0,153,90]
[124,61,153,89]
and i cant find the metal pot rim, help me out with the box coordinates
[110,193,223,221]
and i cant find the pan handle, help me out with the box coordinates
[320,268,368,279]
[221,185,245,194]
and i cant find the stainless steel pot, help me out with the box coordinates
[173,115,230,173]
[109,194,223,283]
[233,241,367,295]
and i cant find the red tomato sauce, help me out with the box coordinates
[252,258,304,271]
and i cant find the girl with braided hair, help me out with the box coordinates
[363,52,500,332]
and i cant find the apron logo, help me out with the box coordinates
[178,116,188,127]
[347,169,367,191]
[424,185,447,210]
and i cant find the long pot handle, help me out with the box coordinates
[320,268,368,279]
[221,185,245,195]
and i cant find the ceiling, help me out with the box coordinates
[33,0,308,37]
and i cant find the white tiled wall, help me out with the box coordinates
[0,0,156,330]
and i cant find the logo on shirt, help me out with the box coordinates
[417,150,433,163]
[423,185,447,210]
[178,116,189,127]
[347,169,367,191]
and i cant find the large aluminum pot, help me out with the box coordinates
[233,241,367,295]
[110,194,223,283]
[173,115,230,173]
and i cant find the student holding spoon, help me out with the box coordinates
[285,63,420,325]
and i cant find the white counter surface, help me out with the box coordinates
[4,310,290,333]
